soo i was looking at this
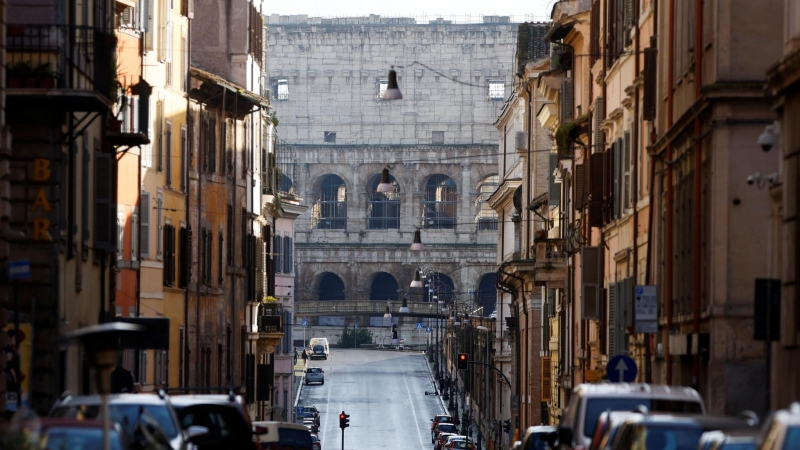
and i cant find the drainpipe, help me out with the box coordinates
[495,263,518,429]
[499,265,528,427]
[691,0,704,389]
[632,0,641,381]
[526,83,533,260]
[665,0,676,385]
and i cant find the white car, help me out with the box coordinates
[305,367,324,385]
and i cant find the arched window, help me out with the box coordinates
[279,174,292,193]
[476,175,499,230]
[318,273,345,300]
[312,175,347,229]
[423,174,457,229]
[368,174,400,229]
[477,274,497,317]
[369,272,399,301]
[423,272,455,304]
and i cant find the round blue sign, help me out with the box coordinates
[426,327,432,333]
[607,355,637,382]
[354,324,358,330]
[302,321,307,328]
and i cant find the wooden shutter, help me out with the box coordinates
[541,356,552,402]
[589,152,605,227]
[643,47,657,121]
[227,205,234,264]
[218,231,224,284]
[256,236,264,300]
[549,153,560,207]
[156,100,164,171]
[165,122,172,186]
[178,227,187,288]
[206,231,213,286]
[144,0,154,49]
[274,235,282,273]
[245,354,255,403]
[287,237,293,273]
[201,119,208,172]
[612,141,621,220]
[589,0,600,66]
[94,153,115,251]
[140,192,150,258]
[593,97,605,152]
[624,131,632,209]
[561,78,573,124]
[609,282,618,356]
[603,146,612,223]
[581,246,603,319]
[574,164,586,211]
[208,118,217,173]
[622,277,634,328]
[283,236,291,273]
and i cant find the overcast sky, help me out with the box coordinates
[263,0,555,23]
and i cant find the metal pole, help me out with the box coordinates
[13,280,21,408]
[341,428,344,450]
[102,392,110,450]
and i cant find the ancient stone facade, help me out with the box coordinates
[266,16,517,327]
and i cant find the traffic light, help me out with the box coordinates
[339,411,350,429]
[503,419,511,433]
[457,353,468,370]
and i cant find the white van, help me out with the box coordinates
[308,338,329,360]
[557,383,706,449]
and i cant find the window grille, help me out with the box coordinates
[423,174,457,229]
[313,175,347,229]
[368,174,400,229]
[377,79,388,99]
[277,80,289,100]
[488,80,504,99]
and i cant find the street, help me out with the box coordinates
[299,349,445,450]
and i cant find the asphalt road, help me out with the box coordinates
[298,348,446,450]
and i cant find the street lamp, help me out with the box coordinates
[381,66,403,100]
[399,294,409,314]
[377,167,395,193]
[410,228,424,251]
[410,269,423,288]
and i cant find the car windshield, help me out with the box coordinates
[784,427,800,450]
[308,368,322,373]
[42,427,123,450]
[175,404,252,443]
[314,345,324,351]
[720,443,756,450]
[438,424,457,432]
[51,404,178,439]
[638,424,704,450]
[454,442,471,449]
[584,398,703,437]
[438,416,453,423]
[524,433,550,450]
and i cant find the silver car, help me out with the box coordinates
[305,367,324,385]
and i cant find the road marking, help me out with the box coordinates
[401,360,427,450]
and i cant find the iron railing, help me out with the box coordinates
[295,300,446,317]
[6,24,114,96]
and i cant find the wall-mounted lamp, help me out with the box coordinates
[746,171,779,189]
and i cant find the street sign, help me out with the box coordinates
[302,320,307,328]
[295,406,303,419]
[416,323,423,329]
[8,260,30,280]
[426,327,432,333]
[634,285,658,333]
[607,354,637,382]
[354,324,357,330]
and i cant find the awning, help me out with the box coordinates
[189,67,270,118]
[543,22,574,43]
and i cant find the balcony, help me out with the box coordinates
[250,302,285,355]
[6,24,116,112]
[532,238,568,288]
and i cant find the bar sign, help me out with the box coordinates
[8,260,30,280]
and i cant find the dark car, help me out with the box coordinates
[311,345,327,360]
[38,418,127,450]
[520,425,557,450]
[169,393,253,450]
[50,392,186,450]
[610,413,757,450]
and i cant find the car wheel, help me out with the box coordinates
[321,380,324,385]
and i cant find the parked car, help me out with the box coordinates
[520,425,557,450]
[432,423,458,444]
[698,429,759,450]
[587,409,640,450]
[169,393,253,450]
[435,432,457,450]
[431,415,454,431]
[49,392,187,450]
[305,367,325,385]
[556,383,705,449]
[609,412,757,450]
[443,435,467,449]
[756,402,800,450]
[253,421,313,450]
[310,433,322,450]
[449,440,475,450]
[303,418,319,434]
[38,418,128,450]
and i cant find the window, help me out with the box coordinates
[273,234,282,273]
[279,174,292,193]
[163,223,175,286]
[476,175,499,230]
[178,226,189,288]
[312,175,347,229]
[323,131,336,143]
[377,79,388,99]
[283,236,292,274]
[218,231,224,284]
[432,131,445,144]
[423,174,457,229]
[277,80,289,100]
[370,273,398,301]
[180,125,186,192]
[117,211,125,260]
[156,100,164,171]
[226,205,234,265]
[131,212,138,261]
[488,80,504,100]
[155,349,168,385]
[156,191,163,259]
[140,191,150,258]
[165,121,172,187]
[368,174,400,229]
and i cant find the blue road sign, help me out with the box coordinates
[416,323,423,329]
[8,260,30,280]
[607,355,637,382]
[302,320,307,328]
[354,324,358,330]
[426,327,432,333]
[295,406,303,418]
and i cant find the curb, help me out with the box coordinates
[424,354,448,413]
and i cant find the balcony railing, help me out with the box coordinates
[6,24,114,102]
[257,315,283,333]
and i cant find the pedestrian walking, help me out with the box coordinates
[302,349,308,365]
[294,347,299,364]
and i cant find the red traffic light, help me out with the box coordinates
[457,353,468,370]
[458,354,467,361]
[340,413,346,419]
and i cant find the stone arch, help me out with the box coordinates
[311,174,347,229]
[317,272,346,301]
[279,173,292,193]
[422,174,458,229]
[366,173,401,229]
[477,273,497,316]
[369,272,399,301]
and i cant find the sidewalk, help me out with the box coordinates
[425,356,482,447]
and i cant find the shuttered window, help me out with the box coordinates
[581,246,603,319]
[131,212,138,261]
[140,192,150,258]
[541,356,552,402]
[156,100,164,171]
[180,125,186,192]
[206,230,212,286]
[612,141,621,220]
[156,192,163,260]
[208,119,217,174]
[256,237,264,300]
[589,152,605,228]
[609,282,618,356]
[643,47,657,121]
[227,205,234,264]
[574,164,586,211]
[163,223,175,287]
[165,121,172,187]
[561,78,573,124]
[144,0,154,51]
[218,231,224,285]
[623,131,632,210]
[548,153,560,207]
[82,147,90,254]
[283,236,292,274]
[178,226,188,288]
[94,153,115,251]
